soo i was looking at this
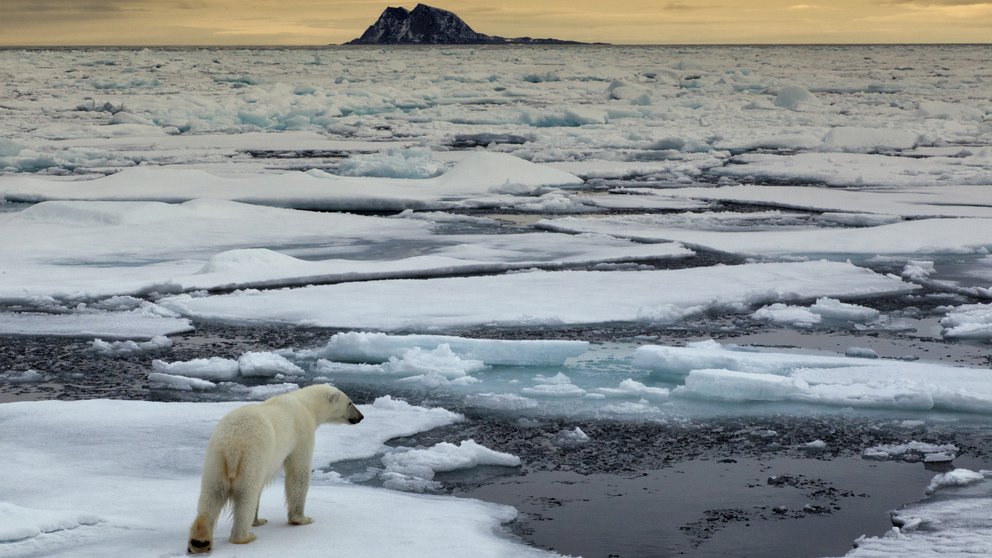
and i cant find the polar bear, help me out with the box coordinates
[187,384,364,554]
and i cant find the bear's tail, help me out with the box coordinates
[222,446,245,484]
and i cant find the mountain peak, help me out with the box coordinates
[345,4,591,45]
[346,4,499,45]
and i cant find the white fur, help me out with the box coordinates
[187,384,363,553]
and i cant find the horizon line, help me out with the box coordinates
[1,42,990,49]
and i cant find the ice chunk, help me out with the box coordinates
[0,139,24,158]
[941,303,992,340]
[382,345,487,378]
[555,427,591,446]
[521,382,587,398]
[902,260,936,282]
[810,298,880,322]
[146,372,217,391]
[926,469,986,494]
[845,347,878,359]
[294,332,589,366]
[593,378,670,401]
[774,85,816,110]
[151,357,239,382]
[822,127,920,153]
[91,335,172,356]
[3,370,44,384]
[862,441,959,461]
[381,439,521,491]
[675,369,810,401]
[751,304,821,327]
[337,148,444,179]
[238,351,305,378]
[464,393,539,411]
[633,339,883,377]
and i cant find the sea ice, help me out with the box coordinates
[0,152,582,211]
[542,215,992,257]
[159,261,915,331]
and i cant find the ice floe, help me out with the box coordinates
[637,340,992,414]
[542,215,992,258]
[0,152,582,211]
[160,261,914,330]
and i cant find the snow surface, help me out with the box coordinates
[0,396,557,557]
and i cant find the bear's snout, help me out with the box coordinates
[349,407,364,424]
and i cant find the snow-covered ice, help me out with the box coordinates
[0,396,558,557]
[159,261,914,330]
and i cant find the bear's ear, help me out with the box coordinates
[327,391,342,405]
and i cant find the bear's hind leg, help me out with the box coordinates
[188,480,227,554]
[187,515,214,554]
[229,483,260,544]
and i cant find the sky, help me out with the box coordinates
[0,0,989,46]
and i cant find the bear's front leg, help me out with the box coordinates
[284,450,314,525]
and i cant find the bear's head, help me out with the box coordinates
[302,384,364,425]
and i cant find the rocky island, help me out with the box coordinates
[345,3,591,45]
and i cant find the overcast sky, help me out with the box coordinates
[1,0,989,46]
